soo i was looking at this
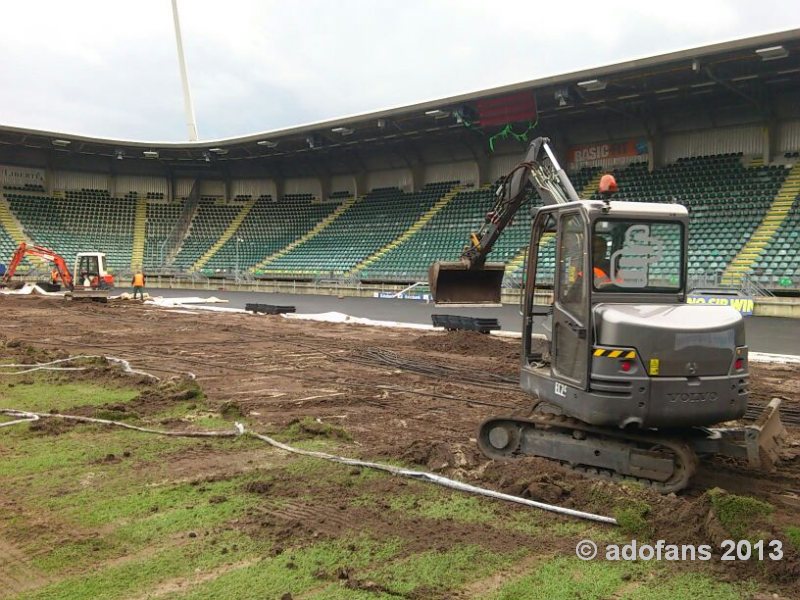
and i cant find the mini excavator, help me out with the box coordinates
[429,137,785,492]
[1,242,114,301]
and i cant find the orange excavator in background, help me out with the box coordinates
[1,242,114,300]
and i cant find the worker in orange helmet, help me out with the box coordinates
[131,268,146,301]
[50,267,59,286]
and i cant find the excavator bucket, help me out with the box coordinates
[745,397,787,469]
[428,261,506,306]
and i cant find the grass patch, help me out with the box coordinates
[0,376,139,412]
[488,556,638,600]
[387,490,497,524]
[615,500,654,538]
[367,545,515,596]
[20,530,270,600]
[623,572,745,600]
[159,537,402,600]
[30,469,269,575]
[786,526,800,550]
[0,426,198,481]
[282,417,353,442]
[708,488,774,540]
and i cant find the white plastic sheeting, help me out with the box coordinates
[0,283,63,296]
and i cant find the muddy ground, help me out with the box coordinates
[1,295,799,594]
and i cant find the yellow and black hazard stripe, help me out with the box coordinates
[593,347,636,359]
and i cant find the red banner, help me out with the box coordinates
[568,139,648,164]
[476,92,537,127]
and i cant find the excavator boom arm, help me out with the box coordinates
[2,242,74,288]
[430,137,580,304]
[460,137,579,268]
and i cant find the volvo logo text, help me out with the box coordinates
[666,392,718,403]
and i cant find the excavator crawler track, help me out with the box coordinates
[478,414,698,493]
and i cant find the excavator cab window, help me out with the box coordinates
[76,255,100,287]
[592,219,683,292]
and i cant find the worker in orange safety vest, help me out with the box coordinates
[131,269,146,300]
[50,268,59,286]
[592,235,612,287]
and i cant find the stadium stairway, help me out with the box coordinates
[722,162,800,286]
[0,195,31,248]
[0,194,44,269]
[130,196,147,270]
[190,197,256,272]
[347,185,463,276]
[250,196,356,272]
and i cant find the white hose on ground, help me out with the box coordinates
[0,410,39,428]
[0,354,161,381]
[104,357,161,381]
[0,408,617,525]
[0,355,98,375]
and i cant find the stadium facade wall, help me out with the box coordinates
[365,168,413,192]
[663,125,762,162]
[423,161,477,187]
[175,177,195,198]
[0,165,46,189]
[778,120,800,153]
[114,175,168,197]
[330,174,355,197]
[51,170,109,191]
[488,154,521,182]
[283,177,321,197]
[230,178,275,199]
[198,179,225,197]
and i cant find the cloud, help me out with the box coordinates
[0,0,796,141]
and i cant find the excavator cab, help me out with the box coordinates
[522,200,694,407]
[74,252,113,290]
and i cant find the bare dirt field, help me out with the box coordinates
[1,295,799,599]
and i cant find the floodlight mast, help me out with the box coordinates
[171,0,199,141]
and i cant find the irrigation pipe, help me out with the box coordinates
[0,408,617,525]
[0,355,168,381]
[0,410,39,428]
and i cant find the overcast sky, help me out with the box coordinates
[0,0,797,142]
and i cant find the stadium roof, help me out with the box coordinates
[1,28,798,172]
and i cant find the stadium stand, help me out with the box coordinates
[356,184,533,281]
[1,152,798,292]
[203,195,344,274]
[723,163,800,287]
[4,188,135,272]
[0,218,19,270]
[257,182,457,276]
[744,170,800,288]
[170,199,244,271]
[143,201,182,270]
[588,155,790,284]
[356,169,607,283]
